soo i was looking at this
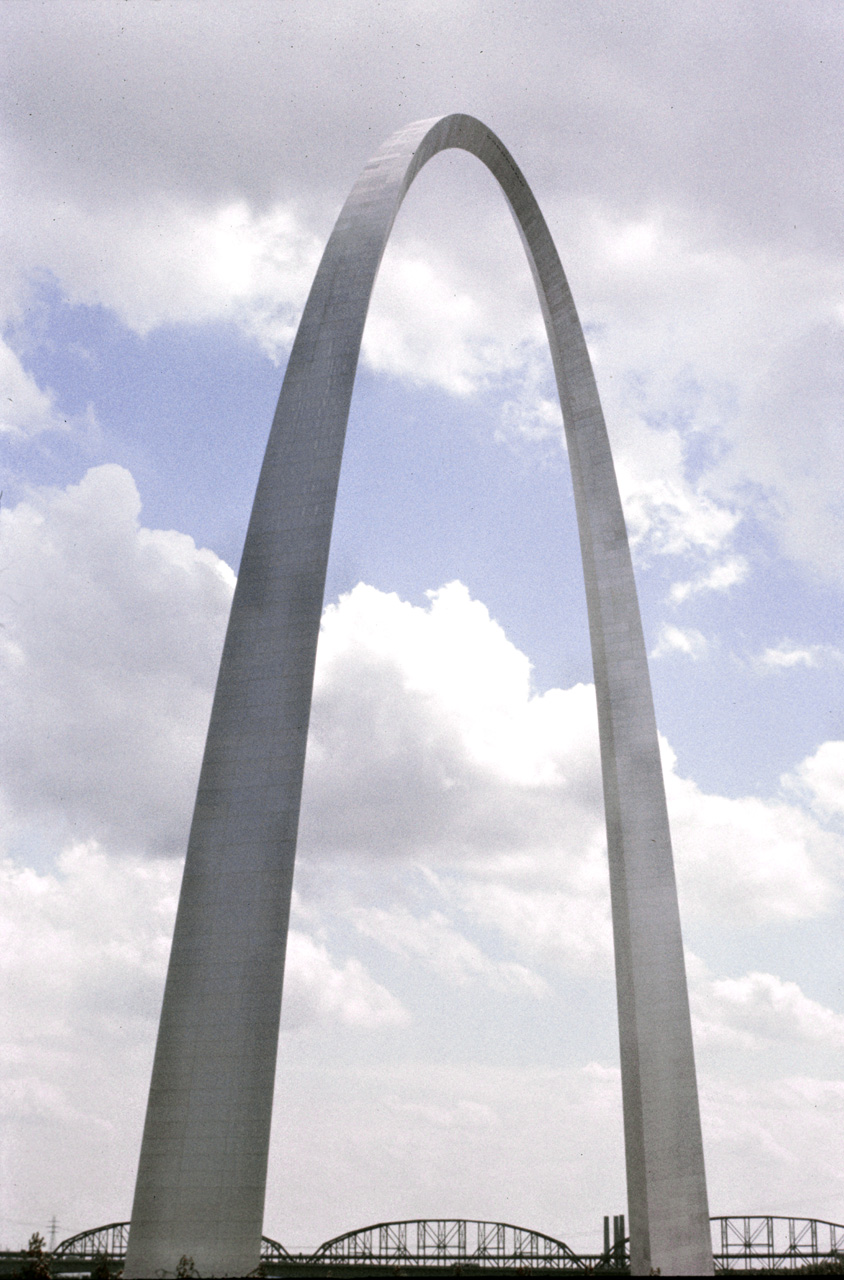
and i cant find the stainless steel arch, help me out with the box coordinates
[125,114,712,1279]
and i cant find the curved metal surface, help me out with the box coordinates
[126,114,711,1279]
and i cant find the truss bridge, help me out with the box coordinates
[41,1213,844,1275]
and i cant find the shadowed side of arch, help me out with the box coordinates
[125,115,712,1280]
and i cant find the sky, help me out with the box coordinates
[2,0,844,1259]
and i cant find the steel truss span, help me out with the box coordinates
[52,1222,131,1264]
[126,115,711,1279]
[713,1216,844,1271]
[311,1220,584,1268]
[55,1217,844,1273]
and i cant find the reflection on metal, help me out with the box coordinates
[713,1215,844,1271]
[50,1215,844,1273]
[124,113,712,1279]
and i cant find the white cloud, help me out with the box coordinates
[569,203,844,588]
[688,956,844,1052]
[759,642,844,671]
[305,580,844,943]
[349,907,548,996]
[311,580,599,789]
[786,740,844,822]
[761,644,821,669]
[265,1055,844,1252]
[0,837,408,1244]
[5,196,323,357]
[496,370,564,450]
[363,244,536,397]
[651,624,708,660]
[300,581,614,970]
[0,843,401,1051]
[4,94,838,596]
[0,843,178,1046]
[665,742,840,923]
[456,875,613,972]
[700,1074,844,1223]
[0,339,70,437]
[670,555,749,603]
[0,841,403,1218]
[2,468,843,1246]
[282,932,408,1030]
[0,465,234,856]
[3,472,842,967]
[612,418,740,561]
[4,0,844,592]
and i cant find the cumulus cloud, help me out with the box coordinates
[4,4,844,1249]
[302,579,844,946]
[651,624,708,660]
[669,555,749,603]
[3,0,844,594]
[786,740,844,822]
[265,1056,844,1250]
[0,843,402,1051]
[759,642,844,671]
[349,907,548,996]
[281,931,408,1030]
[299,580,614,969]
[363,237,543,397]
[611,417,740,562]
[664,741,841,923]
[4,4,844,591]
[496,360,564,450]
[0,465,234,856]
[3,470,842,960]
[264,1059,627,1253]
[688,956,844,1052]
[0,837,408,1242]
[2,466,844,1244]
[0,340,71,438]
[0,842,403,1214]
[568,202,844,584]
[3,195,323,356]
[455,875,612,973]
[0,843,178,1048]
[700,1073,844,1223]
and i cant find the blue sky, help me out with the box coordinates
[2,0,844,1258]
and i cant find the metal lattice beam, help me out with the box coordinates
[52,1215,844,1272]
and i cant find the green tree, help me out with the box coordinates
[21,1233,51,1280]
